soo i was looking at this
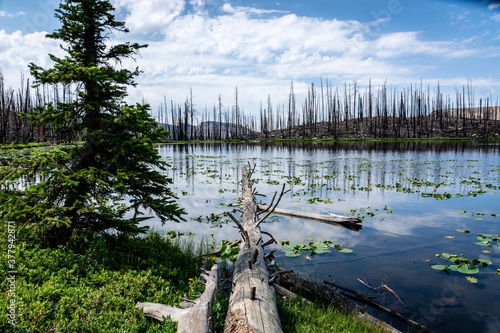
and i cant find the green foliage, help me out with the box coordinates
[475,233,500,247]
[431,253,492,275]
[204,237,240,263]
[0,227,201,332]
[0,0,184,244]
[280,238,353,257]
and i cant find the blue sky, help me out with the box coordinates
[1,0,499,112]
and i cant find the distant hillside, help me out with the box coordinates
[254,114,500,140]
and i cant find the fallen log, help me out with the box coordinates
[223,166,283,333]
[322,278,431,333]
[256,204,362,231]
[136,264,218,333]
[278,269,402,333]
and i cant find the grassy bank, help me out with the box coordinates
[279,299,388,333]
[0,226,214,332]
[1,223,391,332]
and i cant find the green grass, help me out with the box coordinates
[278,298,389,333]
[0,225,216,332]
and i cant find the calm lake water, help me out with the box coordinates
[146,141,499,333]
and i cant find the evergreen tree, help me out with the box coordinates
[0,0,184,244]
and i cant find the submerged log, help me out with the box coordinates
[257,204,362,231]
[136,264,218,333]
[322,279,431,333]
[278,269,402,333]
[223,166,283,333]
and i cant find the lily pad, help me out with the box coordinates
[337,248,353,253]
[282,244,296,251]
[285,251,301,257]
[456,229,470,233]
[431,264,450,271]
[457,264,479,274]
[472,259,492,267]
[321,238,335,243]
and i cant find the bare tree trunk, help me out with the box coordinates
[224,166,283,333]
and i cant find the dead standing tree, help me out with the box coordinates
[223,165,284,333]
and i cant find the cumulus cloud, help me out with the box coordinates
[0,30,61,83]
[111,0,185,34]
[114,3,481,108]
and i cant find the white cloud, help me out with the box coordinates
[0,30,61,85]
[111,0,185,34]
[221,3,288,15]
[189,0,207,12]
[0,10,25,18]
[488,3,500,10]
[373,31,476,59]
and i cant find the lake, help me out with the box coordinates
[144,141,500,333]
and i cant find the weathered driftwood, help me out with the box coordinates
[223,166,283,333]
[256,204,363,231]
[136,264,218,333]
[278,269,401,333]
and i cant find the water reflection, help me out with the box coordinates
[152,141,499,333]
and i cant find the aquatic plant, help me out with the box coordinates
[280,238,353,257]
[431,253,492,274]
